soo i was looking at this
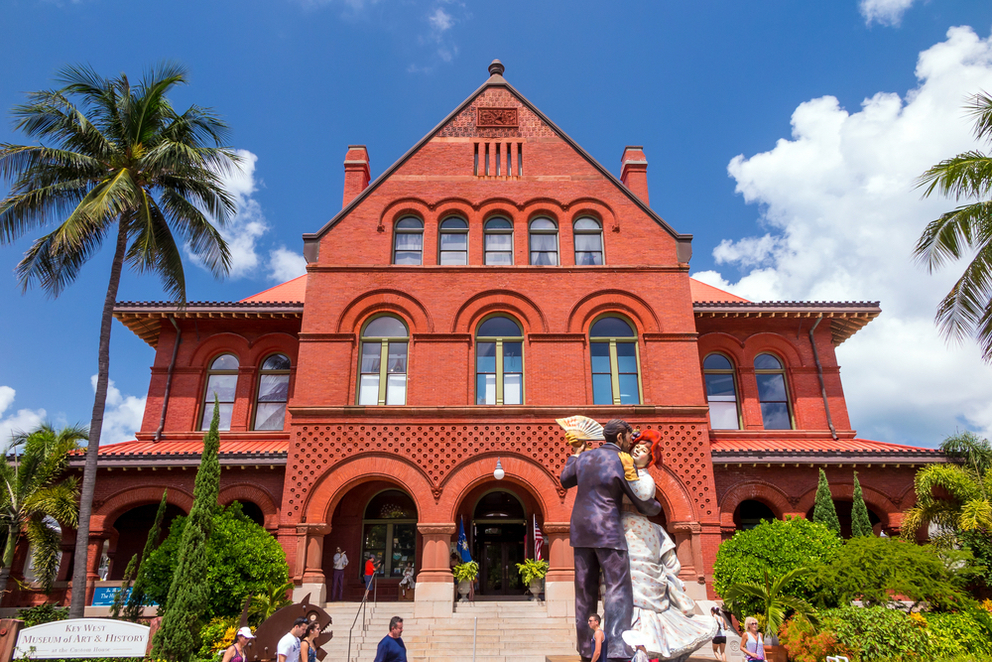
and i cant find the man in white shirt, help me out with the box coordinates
[277,617,308,662]
[332,547,348,601]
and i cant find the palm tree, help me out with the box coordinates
[915,91,992,361]
[902,432,992,534]
[0,423,86,596]
[722,567,818,639]
[0,63,239,616]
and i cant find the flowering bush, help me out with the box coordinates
[820,605,928,661]
[779,616,854,662]
[925,610,992,660]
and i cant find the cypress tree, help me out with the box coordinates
[851,471,873,537]
[812,468,841,535]
[152,404,221,661]
[123,490,168,621]
[110,554,137,619]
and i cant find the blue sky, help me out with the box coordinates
[2,0,992,447]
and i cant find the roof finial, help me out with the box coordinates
[488,59,505,77]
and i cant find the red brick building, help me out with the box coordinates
[21,61,941,615]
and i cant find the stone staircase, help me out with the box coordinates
[321,600,577,662]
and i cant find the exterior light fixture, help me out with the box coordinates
[494,458,505,480]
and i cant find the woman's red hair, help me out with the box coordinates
[634,429,663,467]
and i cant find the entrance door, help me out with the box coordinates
[476,522,525,595]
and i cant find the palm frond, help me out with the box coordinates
[933,239,992,346]
[25,516,63,593]
[958,498,992,531]
[917,152,992,200]
[966,91,992,143]
[913,200,992,272]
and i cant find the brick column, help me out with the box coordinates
[542,522,573,617]
[84,535,105,607]
[414,523,455,618]
[294,523,331,604]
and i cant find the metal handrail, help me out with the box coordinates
[346,570,379,662]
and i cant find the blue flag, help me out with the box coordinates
[457,516,473,562]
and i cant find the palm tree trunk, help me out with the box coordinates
[69,224,128,618]
[0,527,20,600]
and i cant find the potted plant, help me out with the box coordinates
[515,558,549,599]
[452,561,478,601]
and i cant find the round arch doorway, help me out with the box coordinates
[473,490,526,597]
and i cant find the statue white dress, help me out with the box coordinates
[622,457,716,661]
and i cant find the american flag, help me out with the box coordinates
[533,514,544,561]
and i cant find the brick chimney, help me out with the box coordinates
[343,145,370,208]
[620,146,649,206]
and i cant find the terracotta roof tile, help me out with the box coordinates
[710,436,943,463]
[240,274,307,303]
[71,439,288,466]
[689,278,749,303]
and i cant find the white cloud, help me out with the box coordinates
[90,376,146,446]
[268,247,308,282]
[860,0,916,27]
[429,7,453,32]
[695,25,992,446]
[0,386,46,450]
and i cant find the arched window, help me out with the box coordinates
[362,489,417,578]
[201,354,239,430]
[703,353,740,430]
[393,217,423,265]
[439,217,468,265]
[254,353,291,431]
[754,353,792,429]
[589,317,640,405]
[529,218,558,265]
[359,316,408,406]
[476,315,523,405]
[484,218,513,265]
[574,217,604,265]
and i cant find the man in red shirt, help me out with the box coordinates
[364,555,378,590]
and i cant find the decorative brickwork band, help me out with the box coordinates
[477,107,518,128]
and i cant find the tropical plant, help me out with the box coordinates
[452,561,479,582]
[248,580,293,625]
[902,433,992,534]
[713,517,841,619]
[814,535,978,612]
[722,567,818,636]
[779,616,854,662]
[15,603,68,627]
[0,63,239,617]
[0,423,85,595]
[152,403,222,662]
[515,558,549,584]
[109,553,137,619]
[812,469,841,535]
[851,471,874,537]
[914,92,992,362]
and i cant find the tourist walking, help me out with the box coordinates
[331,547,348,601]
[741,617,765,662]
[300,622,321,662]
[221,627,254,662]
[588,614,606,662]
[373,616,407,662]
[277,617,308,662]
[710,607,729,662]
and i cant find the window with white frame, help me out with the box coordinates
[590,317,640,405]
[529,218,558,265]
[439,217,469,265]
[358,316,409,406]
[574,217,604,265]
[393,217,423,265]
[703,353,740,430]
[201,354,238,430]
[476,315,523,405]
[484,218,513,265]
[754,353,792,429]
[254,353,291,431]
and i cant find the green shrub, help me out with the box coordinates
[820,605,928,661]
[925,610,992,660]
[713,517,841,619]
[143,502,289,619]
[815,536,978,611]
[15,603,68,627]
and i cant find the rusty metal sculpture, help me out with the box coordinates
[240,593,333,661]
